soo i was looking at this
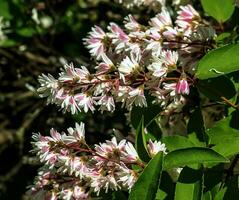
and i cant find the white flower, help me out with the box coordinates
[115,86,130,106]
[176,5,200,30]
[118,54,140,76]
[73,186,89,199]
[90,170,120,195]
[108,23,129,52]
[67,122,85,142]
[163,82,177,97]
[161,50,178,68]
[49,128,62,142]
[84,25,107,59]
[147,139,167,157]
[124,15,140,31]
[58,156,89,177]
[98,95,115,112]
[117,166,137,190]
[59,62,79,82]
[59,63,90,84]
[149,9,172,31]
[127,86,147,108]
[60,94,81,114]
[60,189,73,200]
[163,27,179,40]
[94,137,126,163]
[123,142,139,162]
[148,58,167,78]
[37,74,59,103]
[75,93,95,113]
[96,53,114,73]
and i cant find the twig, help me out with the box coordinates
[220,96,239,110]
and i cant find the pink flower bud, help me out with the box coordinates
[176,78,189,95]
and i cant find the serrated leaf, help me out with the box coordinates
[196,44,239,79]
[163,147,229,170]
[201,0,235,23]
[175,167,203,200]
[135,117,151,162]
[129,152,163,200]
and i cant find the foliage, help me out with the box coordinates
[1,0,239,199]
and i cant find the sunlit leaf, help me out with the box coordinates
[175,167,203,200]
[201,0,235,22]
[164,147,229,169]
[135,117,151,162]
[129,152,163,200]
[162,136,195,152]
[196,44,239,79]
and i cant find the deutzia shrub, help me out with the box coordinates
[29,0,239,199]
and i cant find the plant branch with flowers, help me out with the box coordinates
[28,0,239,199]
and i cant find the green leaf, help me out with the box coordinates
[206,114,239,163]
[156,172,175,200]
[214,187,227,200]
[135,117,151,162]
[16,27,36,37]
[0,0,13,19]
[212,138,239,158]
[207,115,239,145]
[197,76,236,101]
[155,188,167,200]
[203,191,212,200]
[144,121,162,141]
[203,166,225,197]
[0,39,17,47]
[215,32,231,42]
[175,167,203,200]
[188,133,205,147]
[187,107,207,143]
[201,0,235,23]
[130,96,161,129]
[196,44,239,79]
[224,175,239,199]
[129,152,163,200]
[162,136,195,152]
[163,147,229,170]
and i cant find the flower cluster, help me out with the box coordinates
[38,5,216,114]
[116,0,166,8]
[29,122,167,199]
